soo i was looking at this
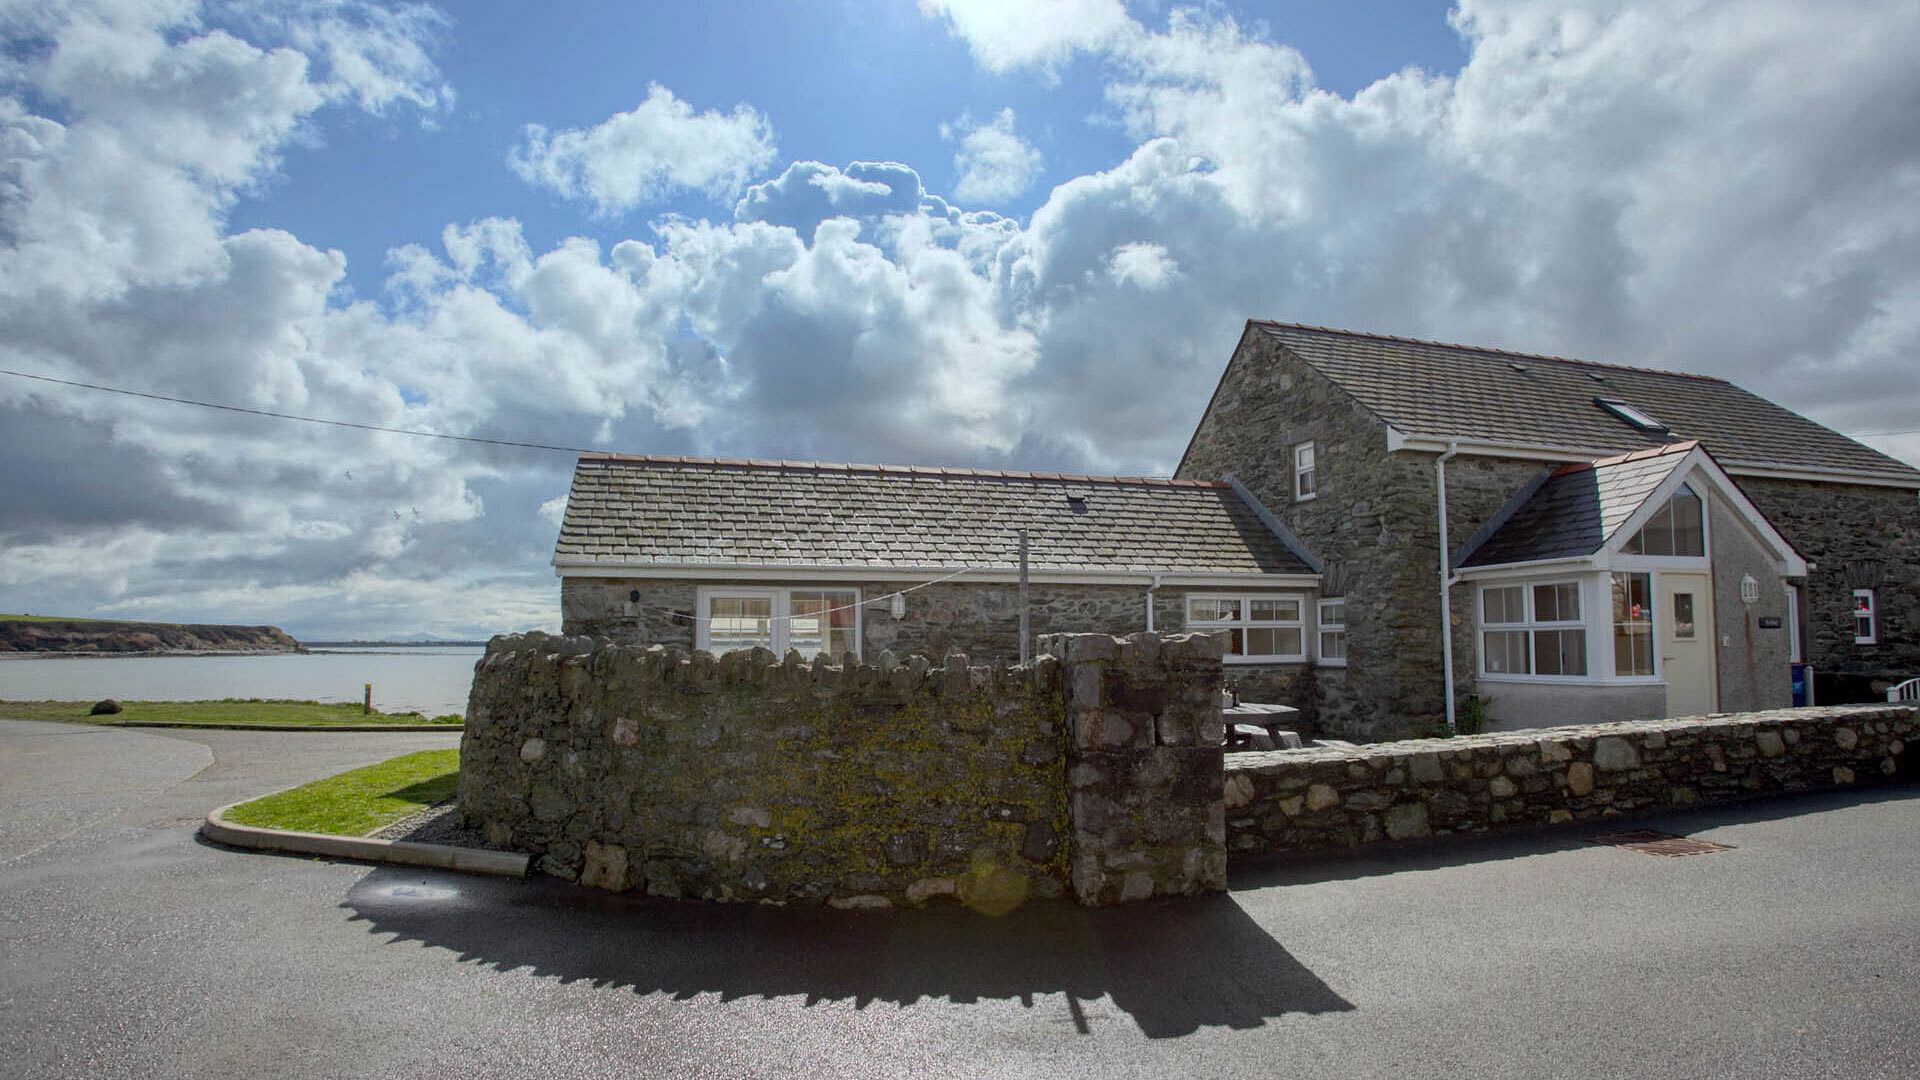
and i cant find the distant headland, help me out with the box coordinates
[0,614,301,655]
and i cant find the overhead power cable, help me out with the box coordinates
[0,367,596,455]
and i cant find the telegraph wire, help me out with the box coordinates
[0,367,596,455]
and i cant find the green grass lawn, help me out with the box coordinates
[222,748,460,836]
[0,698,462,726]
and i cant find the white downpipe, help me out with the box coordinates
[1145,573,1162,633]
[1437,441,1460,734]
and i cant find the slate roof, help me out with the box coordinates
[554,454,1316,576]
[1249,322,1920,485]
[1459,442,1697,568]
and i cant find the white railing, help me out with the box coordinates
[1889,678,1920,703]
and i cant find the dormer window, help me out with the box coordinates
[1596,398,1669,434]
[1622,483,1704,557]
[1294,442,1317,501]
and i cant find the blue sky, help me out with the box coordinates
[229,2,1468,301]
[2,0,1917,638]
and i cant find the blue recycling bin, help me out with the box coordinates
[1790,663,1812,707]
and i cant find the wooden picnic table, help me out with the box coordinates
[1223,702,1301,750]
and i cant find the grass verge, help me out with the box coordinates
[222,748,460,836]
[0,698,462,726]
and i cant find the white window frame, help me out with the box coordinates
[694,585,862,660]
[1186,593,1308,664]
[1316,597,1347,667]
[1294,442,1317,502]
[1854,588,1877,645]
[1477,578,1590,682]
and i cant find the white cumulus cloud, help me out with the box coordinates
[918,0,1133,73]
[945,108,1042,203]
[509,83,777,217]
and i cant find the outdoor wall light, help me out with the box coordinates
[1739,574,1759,605]
[890,594,906,619]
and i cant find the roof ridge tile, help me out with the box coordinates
[1251,319,1731,383]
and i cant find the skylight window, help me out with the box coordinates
[1596,398,1669,434]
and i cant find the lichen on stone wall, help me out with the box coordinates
[460,632,1071,909]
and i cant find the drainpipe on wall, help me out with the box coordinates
[1436,441,1461,735]
[1145,573,1162,633]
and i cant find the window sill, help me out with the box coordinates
[1315,658,1347,667]
[1478,674,1666,687]
[1224,656,1308,665]
[1294,493,1317,503]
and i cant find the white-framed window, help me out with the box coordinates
[695,586,861,660]
[1480,580,1588,678]
[1294,442,1317,501]
[1622,483,1705,557]
[1186,594,1306,663]
[1854,589,1877,645]
[1611,572,1655,676]
[1316,598,1346,666]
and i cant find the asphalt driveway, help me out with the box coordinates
[1,717,1916,1079]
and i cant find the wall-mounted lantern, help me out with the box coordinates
[1739,574,1759,605]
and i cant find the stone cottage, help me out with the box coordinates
[554,454,1321,703]
[1178,321,1920,736]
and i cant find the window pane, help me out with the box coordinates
[1244,627,1301,656]
[1319,600,1345,628]
[708,595,773,654]
[789,591,857,659]
[1534,629,1588,676]
[1483,630,1530,674]
[1320,630,1347,660]
[1612,572,1654,675]
[1533,582,1580,623]
[1672,592,1695,640]
[1670,486,1704,556]
[1634,501,1676,556]
[1484,586,1524,625]
[1189,598,1241,622]
[1249,598,1300,622]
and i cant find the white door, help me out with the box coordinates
[1659,572,1717,717]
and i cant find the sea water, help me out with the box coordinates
[0,646,485,717]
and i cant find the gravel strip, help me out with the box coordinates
[370,800,518,852]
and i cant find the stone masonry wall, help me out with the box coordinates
[1179,329,1543,738]
[1047,632,1228,904]
[460,632,1070,909]
[459,630,1230,909]
[562,575,1308,719]
[1738,477,1920,696]
[1222,704,1915,858]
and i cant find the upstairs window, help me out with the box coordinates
[1294,442,1317,501]
[1187,594,1306,663]
[1480,580,1587,677]
[1623,484,1704,557]
[1854,589,1877,645]
[1317,598,1347,666]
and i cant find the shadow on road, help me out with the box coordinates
[342,873,1353,1037]
[1230,780,1920,891]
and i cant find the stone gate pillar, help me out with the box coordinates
[1045,631,1229,905]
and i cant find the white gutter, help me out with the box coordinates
[1436,441,1461,735]
[1145,573,1162,632]
[1387,426,1920,491]
[551,559,1319,589]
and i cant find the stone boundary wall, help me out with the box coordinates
[1046,632,1228,904]
[459,630,1230,909]
[1223,704,1916,857]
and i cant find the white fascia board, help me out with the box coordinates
[1388,427,1920,490]
[1452,556,1600,581]
[551,559,1318,589]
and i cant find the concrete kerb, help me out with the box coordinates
[202,803,529,878]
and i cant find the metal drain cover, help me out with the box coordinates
[1586,830,1734,857]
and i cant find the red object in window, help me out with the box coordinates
[1857,597,1870,611]
[1631,604,1643,618]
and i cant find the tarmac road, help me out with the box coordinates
[1,716,1916,1079]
